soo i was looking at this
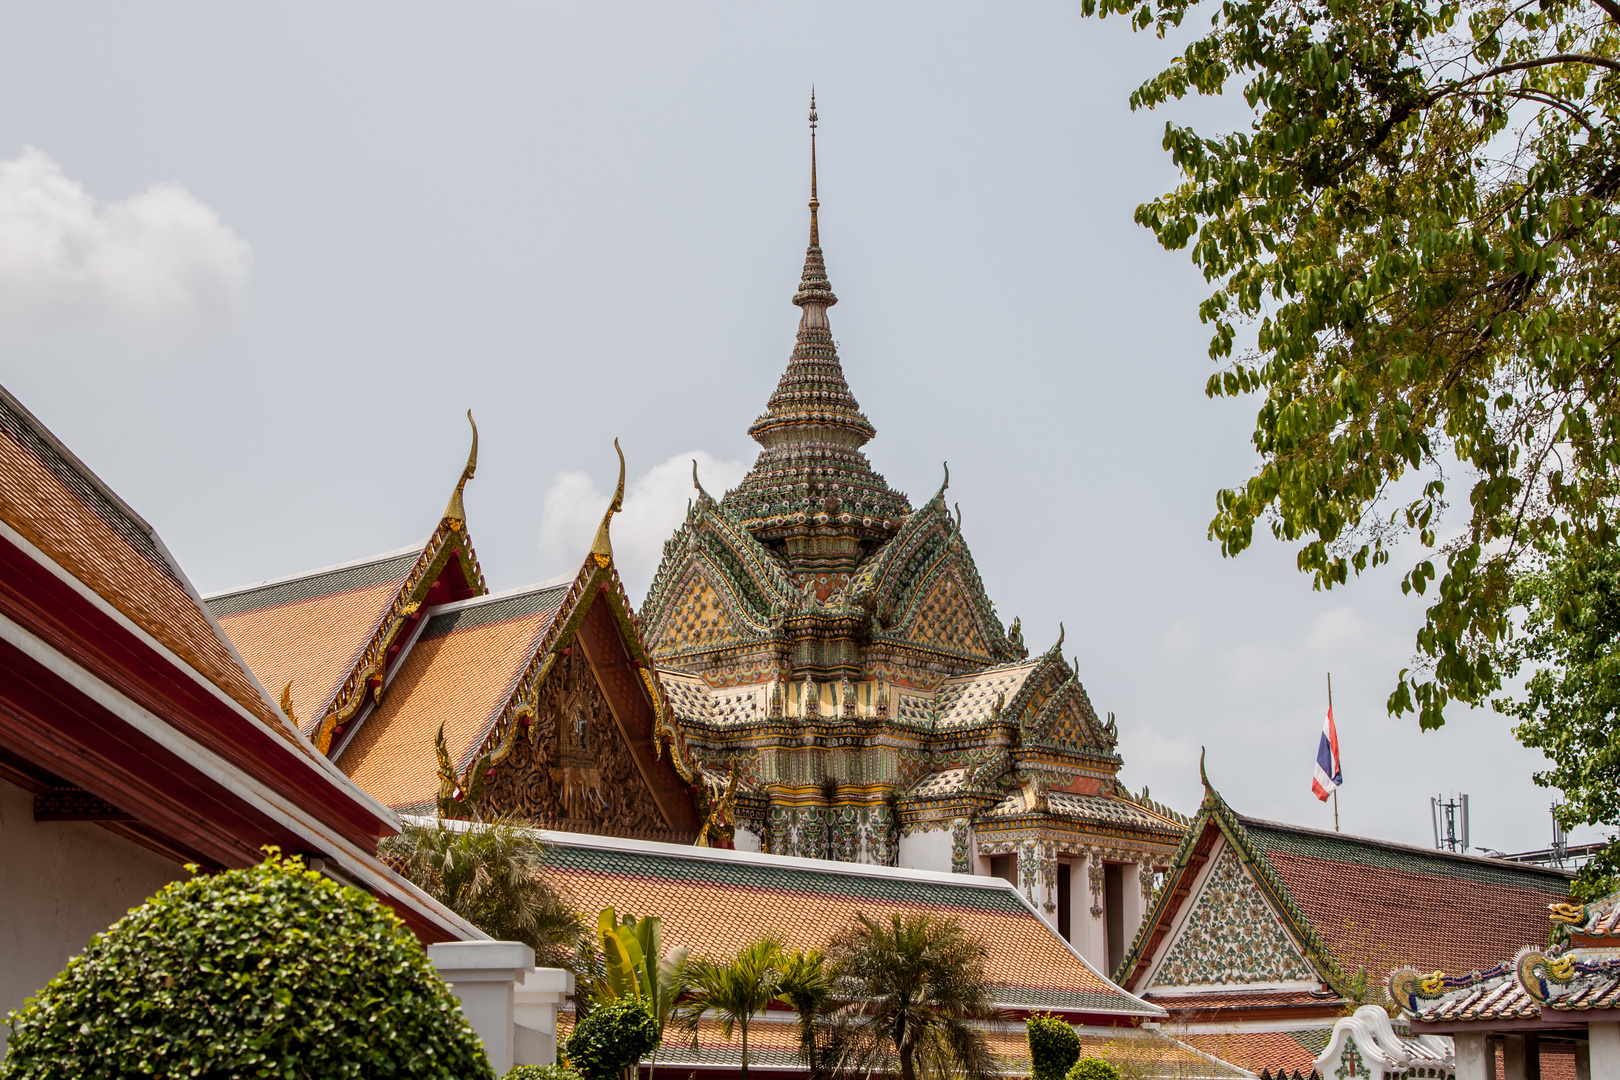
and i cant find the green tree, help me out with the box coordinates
[675,934,786,1080]
[589,908,689,1080]
[1029,1012,1082,1080]
[778,946,840,1080]
[1491,539,1620,896]
[826,913,1001,1080]
[1,850,492,1079]
[1079,0,1620,733]
[564,999,659,1080]
[1068,1058,1123,1080]
[382,816,581,968]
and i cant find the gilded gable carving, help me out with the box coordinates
[904,573,991,658]
[480,650,671,839]
[1150,848,1317,988]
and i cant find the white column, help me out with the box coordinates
[1591,1023,1620,1080]
[429,940,536,1076]
[1077,852,1108,970]
[1033,842,1059,932]
[1119,861,1147,962]
[1454,1033,1491,1080]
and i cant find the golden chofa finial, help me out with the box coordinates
[589,438,626,563]
[279,681,298,727]
[443,411,478,527]
[808,89,820,247]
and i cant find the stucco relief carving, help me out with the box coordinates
[1149,848,1316,988]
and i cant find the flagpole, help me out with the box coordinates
[1328,672,1339,833]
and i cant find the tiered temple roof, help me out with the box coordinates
[207,438,703,844]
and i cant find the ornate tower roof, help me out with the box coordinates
[721,96,912,564]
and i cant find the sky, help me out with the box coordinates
[0,2,1591,856]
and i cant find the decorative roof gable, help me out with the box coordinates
[1149,846,1318,989]
[339,447,702,842]
[1118,769,1573,997]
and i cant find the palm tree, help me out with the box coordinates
[381,815,581,968]
[826,913,1001,1080]
[779,945,838,1080]
[676,934,786,1080]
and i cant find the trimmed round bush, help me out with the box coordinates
[505,1066,583,1080]
[1068,1056,1123,1080]
[1027,1012,1081,1080]
[563,999,658,1080]
[0,850,494,1079]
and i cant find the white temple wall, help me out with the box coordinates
[897,827,954,874]
[0,776,182,1056]
[733,824,763,853]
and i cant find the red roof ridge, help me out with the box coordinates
[1235,813,1575,881]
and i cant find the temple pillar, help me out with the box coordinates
[1118,860,1146,971]
[1590,1023,1620,1080]
[1076,851,1108,970]
[1454,1034,1490,1080]
[1496,1029,1535,1080]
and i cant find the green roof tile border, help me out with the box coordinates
[205,548,422,617]
[420,582,569,639]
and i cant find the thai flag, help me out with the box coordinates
[1311,704,1342,801]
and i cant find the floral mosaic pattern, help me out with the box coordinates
[1150,848,1316,987]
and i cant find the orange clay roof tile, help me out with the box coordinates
[539,834,1156,1017]
[338,587,567,809]
[215,575,410,728]
[0,387,292,740]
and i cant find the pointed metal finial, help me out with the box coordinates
[589,439,626,561]
[808,90,820,248]
[443,411,479,526]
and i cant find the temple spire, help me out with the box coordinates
[809,90,820,248]
[723,97,911,552]
[794,92,837,312]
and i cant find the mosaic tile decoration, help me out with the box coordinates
[1150,847,1317,988]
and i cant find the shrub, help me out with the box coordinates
[506,1067,583,1080]
[1068,1056,1123,1080]
[1027,1012,1081,1080]
[564,998,659,1080]
[0,850,493,1080]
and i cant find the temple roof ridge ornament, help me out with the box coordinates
[442,411,478,528]
[589,439,626,565]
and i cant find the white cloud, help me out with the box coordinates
[537,450,750,602]
[0,146,250,330]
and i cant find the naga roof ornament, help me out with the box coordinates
[589,438,626,565]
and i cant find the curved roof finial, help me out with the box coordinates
[692,458,714,503]
[443,411,479,525]
[1200,745,1210,788]
[589,438,626,560]
[936,462,950,498]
